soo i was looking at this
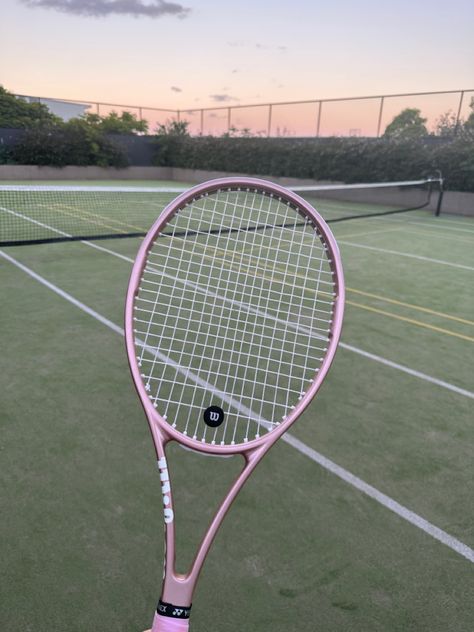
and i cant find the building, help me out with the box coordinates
[15,94,90,121]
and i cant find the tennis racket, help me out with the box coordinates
[125,177,344,631]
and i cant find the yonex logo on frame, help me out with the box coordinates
[157,457,174,524]
[157,600,192,619]
[172,607,191,618]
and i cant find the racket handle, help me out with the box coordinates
[151,611,190,631]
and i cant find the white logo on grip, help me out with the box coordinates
[157,457,174,524]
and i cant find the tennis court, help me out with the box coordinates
[1,180,473,631]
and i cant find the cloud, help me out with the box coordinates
[256,43,287,51]
[20,0,190,18]
[209,94,238,103]
[171,86,182,92]
[228,41,287,52]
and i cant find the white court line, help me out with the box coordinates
[1,205,73,238]
[2,207,473,399]
[90,241,474,400]
[338,240,474,271]
[333,226,403,241]
[435,217,474,229]
[399,220,474,236]
[320,205,474,236]
[1,248,473,564]
[340,343,473,400]
[336,216,474,238]
[144,267,474,400]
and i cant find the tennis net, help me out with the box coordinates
[0,178,443,247]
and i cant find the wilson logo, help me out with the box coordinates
[157,457,174,524]
[203,405,224,427]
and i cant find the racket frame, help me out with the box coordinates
[125,177,344,614]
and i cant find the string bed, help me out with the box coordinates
[132,186,337,447]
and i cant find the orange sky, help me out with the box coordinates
[2,0,473,135]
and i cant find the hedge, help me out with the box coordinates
[4,122,128,168]
[153,136,474,192]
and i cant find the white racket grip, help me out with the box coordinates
[151,612,190,632]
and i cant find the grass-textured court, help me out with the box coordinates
[1,180,473,631]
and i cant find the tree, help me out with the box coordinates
[153,120,190,166]
[433,97,474,139]
[82,110,148,134]
[0,85,61,128]
[222,125,254,138]
[465,97,474,130]
[434,110,458,137]
[155,119,190,136]
[383,108,428,139]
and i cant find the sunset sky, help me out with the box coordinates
[1,0,473,135]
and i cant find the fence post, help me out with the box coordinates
[227,107,231,132]
[455,91,465,135]
[376,96,385,137]
[267,104,272,137]
[200,109,204,135]
[316,101,322,136]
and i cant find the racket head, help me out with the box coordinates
[125,177,344,455]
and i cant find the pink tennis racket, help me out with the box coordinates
[125,177,344,631]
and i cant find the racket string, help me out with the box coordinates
[135,189,336,445]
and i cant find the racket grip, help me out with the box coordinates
[151,612,190,631]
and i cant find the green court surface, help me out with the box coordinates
[0,183,473,631]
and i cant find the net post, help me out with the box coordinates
[429,171,444,217]
[435,180,444,216]
[435,190,444,216]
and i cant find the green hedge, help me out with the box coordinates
[153,136,474,192]
[5,121,128,168]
